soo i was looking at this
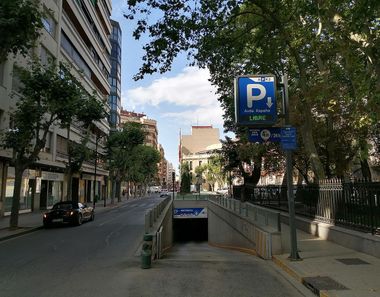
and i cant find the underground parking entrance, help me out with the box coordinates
[173,218,208,242]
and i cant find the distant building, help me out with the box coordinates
[108,19,122,129]
[120,110,158,148]
[158,144,168,188]
[0,0,112,215]
[179,126,222,190]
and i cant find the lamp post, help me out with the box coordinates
[93,134,99,209]
[172,171,175,201]
[281,74,301,261]
[93,133,107,209]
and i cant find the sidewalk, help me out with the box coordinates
[274,226,380,297]
[0,198,126,241]
[1,201,380,297]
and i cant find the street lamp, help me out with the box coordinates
[172,171,175,200]
[93,133,107,209]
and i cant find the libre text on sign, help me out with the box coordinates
[235,75,277,126]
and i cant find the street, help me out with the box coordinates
[0,195,312,297]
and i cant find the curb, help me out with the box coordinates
[272,255,304,283]
[0,226,43,242]
[273,255,337,297]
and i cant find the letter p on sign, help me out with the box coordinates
[247,84,266,108]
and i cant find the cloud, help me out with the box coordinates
[122,67,219,108]
[162,106,225,126]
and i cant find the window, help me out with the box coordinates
[42,12,56,37]
[11,66,22,92]
[40,47,54,67]
[56,135,68,155]
[189,161,192,170]
[61,32,91,78]
[199,161,202,166]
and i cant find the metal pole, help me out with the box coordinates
[93,134,98,209]
[172,172,175,201]
[282,74,301,260]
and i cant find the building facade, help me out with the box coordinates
[108,19,122,129]
[179,126,222,190]
[119,110,158,148]
[0,0,112,216]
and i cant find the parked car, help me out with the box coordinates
[160,189,170,197]
[216,187,229,195]
[43,201,94,227]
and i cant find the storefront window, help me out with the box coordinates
[48,181,62,207]
[4,168,34,213]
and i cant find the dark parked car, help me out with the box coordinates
[43,201,94,227]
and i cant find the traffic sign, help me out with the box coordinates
[248,128,281,143]
[173,208,207,219]
[235,75,277,126]
[281,127,297,150]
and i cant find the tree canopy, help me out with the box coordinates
[0,0,44,62]
[126,0,380,181]
[2,61,105,227]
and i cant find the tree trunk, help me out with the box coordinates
[66,168,73,200]
[66,126,72,199]
[299,109,326,181]
[10,163,26,229]
[116,179,121,202]
[110,176,116,204]
[360,159,372,181]
[126,181,130,200]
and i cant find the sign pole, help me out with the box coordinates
[282,74,301,261]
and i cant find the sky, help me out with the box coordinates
[111,0,227,171]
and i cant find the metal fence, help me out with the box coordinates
[233,180,380,234]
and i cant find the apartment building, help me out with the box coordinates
[158,144,168,188]
[119,110,158,148]
[0,0,112,216]
[108,19,122,129]
[179,126,222,189]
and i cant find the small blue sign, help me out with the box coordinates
[281,127,297,150]
[173,208,207,218]
[235,75,277,126]
[248,128,281,143]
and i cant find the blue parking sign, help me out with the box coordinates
[234,75,277,126]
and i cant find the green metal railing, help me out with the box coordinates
[234,180,380,234]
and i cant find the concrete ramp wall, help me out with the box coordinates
[208,197,282,259]
[145,197,173,258]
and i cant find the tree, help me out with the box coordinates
[0,0,44,62]
[180,162,191,193]
[128,145,160,196]
[204,154,227,191]
[64,94,106,201]
[107,122,145,201]
[1,62,83,228]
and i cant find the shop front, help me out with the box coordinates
[38,171,64,210]
[4,167,36,215]
[81,174,105,204]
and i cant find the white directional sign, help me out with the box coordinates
[234,75,277,126]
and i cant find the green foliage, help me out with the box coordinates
[180,162,191,193]
[107,122,158,186]
[68,137,92,173]
[2,62,82,165]
[204,154,226,190]
[1,60,105,227]
[0,0,44,62]
[126,0,380,180]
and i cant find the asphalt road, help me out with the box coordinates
[0,195,312,297]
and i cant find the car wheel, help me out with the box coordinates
[43,222,50,228]
[76,214,83,226]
